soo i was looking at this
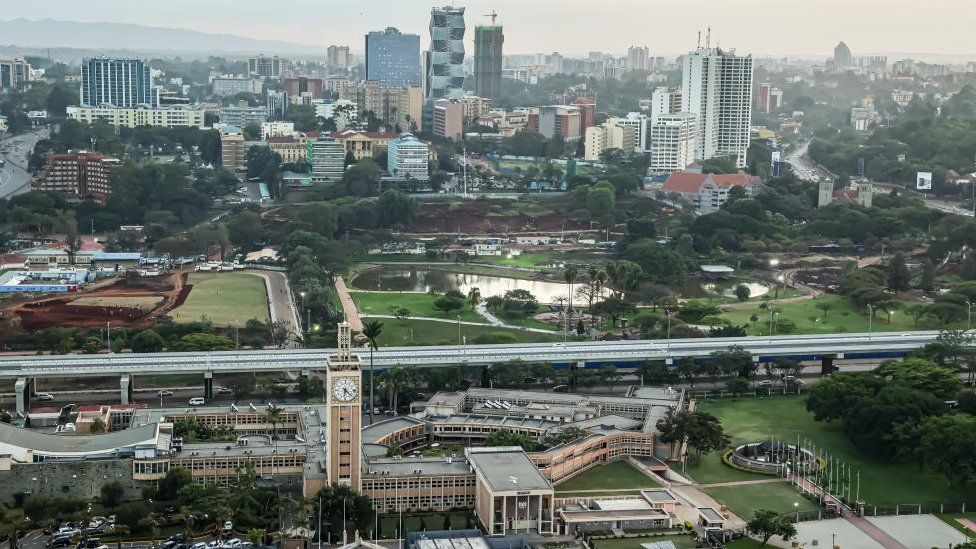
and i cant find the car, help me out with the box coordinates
[223,539,242,549]
[106,516,116,524]
[78,538,102,549]
[188,397,206,406]
[757,380,773,387]
[84,527,105,536]
[215,387,232,394]
[49,538,71,548]
[158,390,175,397]
[163,506,176,516]
[167,534,186,543]
[36,392,54,401]
[189,543,209,549]
[223,521,234,531]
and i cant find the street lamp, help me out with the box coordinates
[794,501,799,522]
[867,304,874,338]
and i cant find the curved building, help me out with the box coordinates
[425,6,466,100]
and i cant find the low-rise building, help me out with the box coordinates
[35,151,120,202]
[660,171,761,214]
[219,102,268,128]
[331,130,399,161]
[66,105,205,128]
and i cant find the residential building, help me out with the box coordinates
[387,132,430,180]
[0,59,31,90]
[66,104,205,128]
[283,77,324,104]
[338,81,424,131]
[261,121,296,139]
[660,170,760,214]
[266,90,288,119]
[473,24,504,99]
[433,99,463,140]
[306,135,346,183]
[627,46,650,71]
[610,112,648,152]
[35,152,120,203]
[219,102,268,127]
[756,83,783,113]
[425,6,466,99]
[80,58,155,107]
[584,122,635,162]
[650,87,682,124]
[649,113,697,175]
[211,75,263,97]
[571,97,597,133]
[537,105,581,141]
[219,128,246,173]
[457,94,490,122]
[681,45,754,167]
[248,55,286,79]
[366,28,422,88]
[327,46,351,69]
[325,75,350,94]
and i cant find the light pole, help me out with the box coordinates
[794,501,799,522]
[967,300,972,330]
[867,304,874,338]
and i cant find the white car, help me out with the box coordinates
[188,397,206,406]
[223,539,242,548]
[36,392,54,401]
[158,390,174,397]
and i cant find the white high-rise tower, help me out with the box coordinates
[681,35,754,168]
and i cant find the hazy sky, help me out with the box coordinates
[4,0,976,56]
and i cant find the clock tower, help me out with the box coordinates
[326,321,362,490]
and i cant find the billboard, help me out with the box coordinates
[916,172,933,190]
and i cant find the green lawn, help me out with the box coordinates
[352,291,485,323]
[171,272,269,326]
[703,482,819,517]
[938,513,976,536]
[555,461,658,493]
[591,535,696,549]
[696,396,976,505]
[718,294,956,335]
[374,318,560,347]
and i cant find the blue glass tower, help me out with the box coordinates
[365,27,421,88]
[80,58,155,107]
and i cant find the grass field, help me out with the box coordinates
[352,291,485,323]
[171,272,269,326]
[554,461,658,493]
[718,294,956,335]
[703,482,819,517]
[374,318,560,347]
[695,396,976,505]
[591,536,696,549]
[72,296,164,308]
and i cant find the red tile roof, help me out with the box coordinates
[267,136,298,144]
[661,172,708,194]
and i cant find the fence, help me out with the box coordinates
[688,386,807,400]
[860,502,970,517]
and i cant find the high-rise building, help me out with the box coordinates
[425,6,466,99]
[627,46,650,71]
[473,23,504,99]
[387,132,430,181]
[537,105,582,141]
[35,152,120,203]
[583,122,635,162]
[249,55,286,79]
[306,136,346,183]
[649,113,697,175]
[432,99,463,140]
[681,44,754,167]
[571,97,596,133]
[327,46,351,69]
[756,83,783,113]
[365,28,422,88]
[80,58,155,107]
[283,77,324,102]
[211,75,263,97]
[650,87,682,124]
[0,59,32,90]
[219,128,246,173]
[325,322,362,490]
[833,42,853,69]
[610,112,649,152]
[266,91,288,120]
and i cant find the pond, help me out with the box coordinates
[351,267,580,304]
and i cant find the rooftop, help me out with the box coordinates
[0,421,159,458]
[361,416,426,444]
[467,446,552,493]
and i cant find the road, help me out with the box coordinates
[872,180,975,217]
[785,139,833,182]
[247,270,302,347]
[0,127,49,198]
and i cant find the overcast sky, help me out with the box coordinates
[4,0,976,57]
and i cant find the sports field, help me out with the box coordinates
[171,272,270,326]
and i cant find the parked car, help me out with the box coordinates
[189,397,206,406]
[49,538,71,548]
[158,390,174,397]
[757,380,773,387]
[223,539,242,549]
[189,542,208,549]
[223,521,234,532]
[166,534,186,543]
[36,392,54,401]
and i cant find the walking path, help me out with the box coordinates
[697,478,789,488]
[334,276,364,332]
[791,474,908,549]
[360,313,558,334]
[247,270,301,348]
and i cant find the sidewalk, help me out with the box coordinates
[334,277,364,332]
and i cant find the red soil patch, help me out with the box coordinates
[410,201,591,234]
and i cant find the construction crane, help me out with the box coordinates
[483,10,498,25]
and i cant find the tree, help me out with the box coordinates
[875,358,963,400]
[563,266,578,318]
[265,404,283,440]
[747,510,797,547]
[903,304,928,327]
[918,259,936,291]
[815,301,832,320]
[725,377,749,396]
[313,484,374,541]
[598,365,620,390]
[100,480,125,508]
[376,189,417,228]
[156,467,193,500]
[710,345,756,378]
[433,294,465,314]
[131,329,164,353]
[229,373,256,403]
[225,210,264,247]
[467,287,481,310]
[656,410,730,462]
[362,319,383,421]
[483,429,543,452]
[886,252,911,292]
[805,372,883,422]
[90,417,107,433]
[270,320,291,348]
[734,284,751,301]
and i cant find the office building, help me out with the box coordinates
[219,102,268,127]
[681,44,754,167]
[649,113,697,175]
[266,90,288,119]
[331,130,399,161]
[327,46,351,69]
[650,87,682,124]
[66,105,205,128]
[249,55,286,79]
[627,45,650,71]
[571,97,596,133]
[338,81,424,131]
[537,105,581,141]
[306,135,346,183]
[611,112,649,152]
[80,58,154,107]
[473,23,504,99]
[433,99,463,140]
[661,170,760,214]
[219,128,246,173]
[834,41,853,70]
[0,59,32,90]
[35,152,120,203]
[425,6,466,99]
[583,122,635,162]
[283,77,324,103]
[756,83,783,113]
[211,75,263,97]
[387,132,430,180]
[366,27,422,88]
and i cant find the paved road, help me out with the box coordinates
[247,270,301,347]
[785,140,834,182]
[0,127,49,198]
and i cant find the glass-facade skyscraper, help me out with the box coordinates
[425,6,466,100]
[81,58,155,107]
[365,27,421,88]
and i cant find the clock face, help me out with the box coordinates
[332,378,358,402]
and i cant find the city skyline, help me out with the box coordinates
[1,0,975,58]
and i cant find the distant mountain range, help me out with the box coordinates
[0,18,324,56]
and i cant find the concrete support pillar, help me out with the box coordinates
[14,377,29,417]
[821,355,835,376]
[301,369,310,378]
[570,361,584,392]
[120,375,132,405]
[204,371,213,400]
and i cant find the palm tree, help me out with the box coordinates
[563,267,578,336]
[90,417,106,434]
[381,366,409,413]
[264,405,283,440]
[361,320,383,423]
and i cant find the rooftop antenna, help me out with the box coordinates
[697,31,701,49]
[706,26,712,50]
